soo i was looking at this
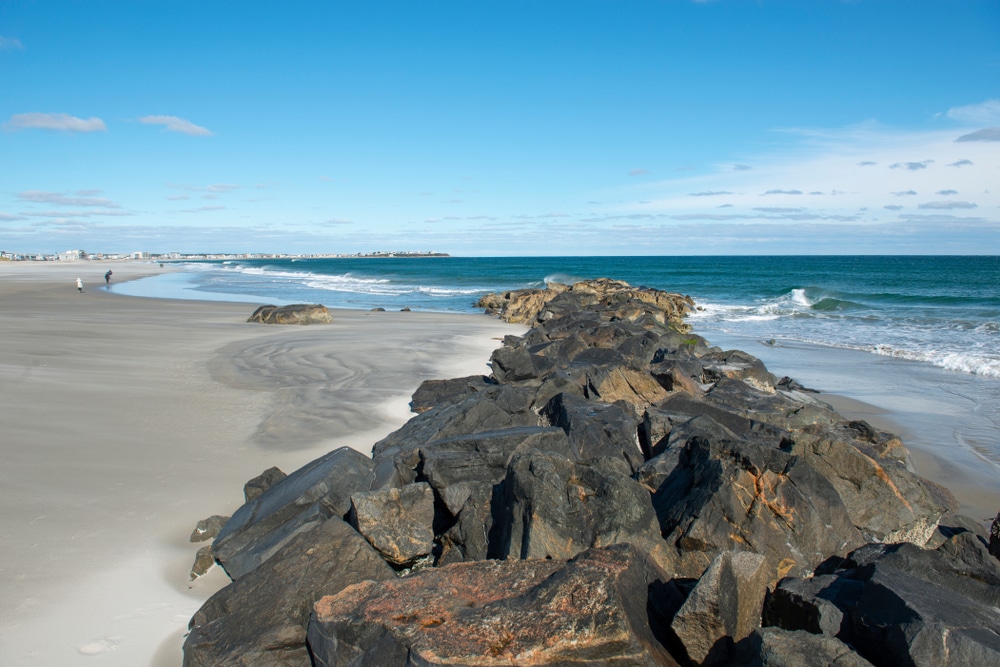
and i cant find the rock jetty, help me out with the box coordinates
[184,279,1000,666]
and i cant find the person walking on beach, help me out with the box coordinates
[104,269,113,285]
[76,277,83,292]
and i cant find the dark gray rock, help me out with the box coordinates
[184,517,394,667]
[991,511,1000,561]
[851,562,1000,666]
[701,349,779,391]
[670,551,770,666]
[763,574,864,639]
[419,426,573,516]
[213,447,375,580]
[739,627,874,667]
[488,449,670,569]
[371,384,539,488]
[243,466,287,503]
[787,425,954,546]
[409,374,495,414]
[653,435,865,580]
[705,378,841,431]
[541,392,645,471]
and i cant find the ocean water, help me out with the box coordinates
[119,256,1000,379]
[117,255,1000,497]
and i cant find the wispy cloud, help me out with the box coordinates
[884,205,903,211]
[917,201,977,210]
[21,209,132,218]
[858,161,877,166]
[945,99,1000,125]
[176,205,226,214]
[628,168,650,176]
[762,189,803,195]
[955,127,1000,143]
[0,36,24,50]
[167,183,240,194]
[732,164,752,171]
[936,189,959,196]
[891,190,918,196]
[17,190,119,208]
[138,115,213,136]
[689,191,732,197]
[5,112,107,133]
[889,160,933,170]
[948,159,974,167]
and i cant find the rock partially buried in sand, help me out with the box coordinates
[247,304,333,325]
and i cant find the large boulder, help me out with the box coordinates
[670,551,771,666]
[371,384,539,489]
[247,303,333,325]
[488,449,670,569]
[184,517,394,667]
[213,447,375,580]
[739,627,874,667]
[307,544,682,667]
[409,374,495,413]
[763,532,1000,667]
[652,434,865,580]
[349,482,435,566]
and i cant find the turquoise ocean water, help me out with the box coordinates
[117,256,1000,494]
[120,255,1000,378]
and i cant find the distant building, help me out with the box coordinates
[58,249,85,261]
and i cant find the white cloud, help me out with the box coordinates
[138,115,213,136]
[601,121,999,242]
[945,99,1000,125]
[17,190,119,208]
[5,112,107,132]
[0,36,24,50]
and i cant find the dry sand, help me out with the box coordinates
[0,261,522,666]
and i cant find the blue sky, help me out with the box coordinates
[1,1,998,256]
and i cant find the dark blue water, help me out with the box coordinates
[119,256,1000,378]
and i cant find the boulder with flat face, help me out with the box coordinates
[184,517,394,667]
[212,447,375,580]
[349,482,435,567]
[307,544,682,667]
[670,551,771,666]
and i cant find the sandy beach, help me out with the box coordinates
[0,261,521,666]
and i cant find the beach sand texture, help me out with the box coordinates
[0,261,520,666]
